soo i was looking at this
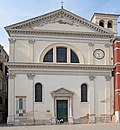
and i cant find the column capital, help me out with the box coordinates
[27,73,35,80]
[105,75,111,81]
[8,73,16,79]
[105,43,110,47]
[89,75,95,81]
[8,38,16,43]
[88,42,94,47]
[28,39,35,44]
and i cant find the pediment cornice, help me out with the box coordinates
[51,87,74,97]
[5,62,114,71]
[5,8,114,35]
[7,29,113,39]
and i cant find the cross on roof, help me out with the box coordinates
[61,1,64,9]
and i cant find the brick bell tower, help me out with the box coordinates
[114,37,120,122]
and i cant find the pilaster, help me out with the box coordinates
[8,38,16,62]
[27,73,35,121]
[51,97,56,124]
[105,75,111,122]
[28,39,35,63]
[7,73,16,125]
[105,43,110,65]
[88,43,94,64]
[89,75,96,123]
[69,96,73,123]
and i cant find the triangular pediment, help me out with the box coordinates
[5,8,113,34]
[51,87,74,97]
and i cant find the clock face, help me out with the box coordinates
[93,49,105,59]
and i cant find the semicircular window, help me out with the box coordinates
[43,47,79,63]
[43,48,53,62]
[70,49,79,63]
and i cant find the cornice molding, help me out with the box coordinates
[7,29,113,39]
[5,62,114,71]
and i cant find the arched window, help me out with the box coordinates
[81,84,87,102]
[71,49,79,63]
[107,20,112,28]
[43,49,53,62]
[99,20,104,27]
[35,83,42,102]
[43,46,79,63]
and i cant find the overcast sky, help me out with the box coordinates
[0,0,120,53]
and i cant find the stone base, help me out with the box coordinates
[89,114,96,123]
[51,117,56,124]
[68,116,73,124]
[15,118,34,125]
[7,115,14,125]
[35,119,52,125]
[74,114,89,124]
[97,114,112,123]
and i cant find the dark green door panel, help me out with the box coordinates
[57,100,68,122]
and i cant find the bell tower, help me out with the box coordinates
[91,13,119,35]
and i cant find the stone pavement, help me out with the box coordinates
[0,123,120,130]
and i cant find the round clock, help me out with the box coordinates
[93,49,105,59]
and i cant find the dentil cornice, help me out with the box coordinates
[5,62,114,71]
[7,29,113,39]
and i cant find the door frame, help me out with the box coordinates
[51,88,74,124]
[56,99,68,122]
[55,97,69,122]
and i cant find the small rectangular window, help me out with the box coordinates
[16,97,26,116]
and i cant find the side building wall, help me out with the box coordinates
[114,38,120,122]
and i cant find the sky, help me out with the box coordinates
[0,0,120,54]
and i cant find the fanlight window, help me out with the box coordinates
[43,47,79,63]
[43,49,53,62]
[99,20,104,27]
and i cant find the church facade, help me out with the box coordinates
[5,8,119,125]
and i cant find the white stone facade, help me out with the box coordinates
[5,8,115,125]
